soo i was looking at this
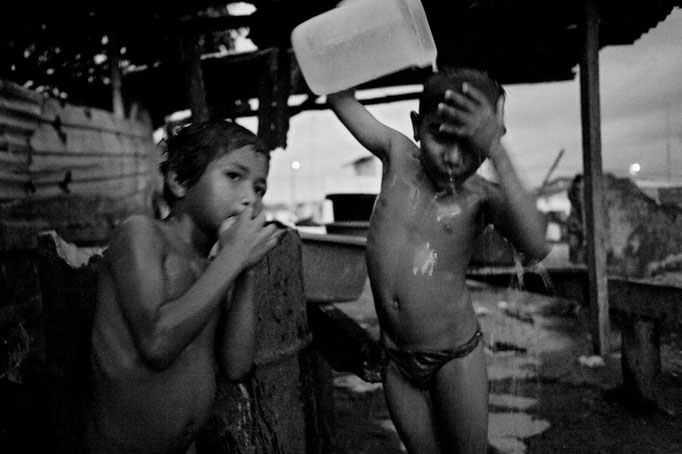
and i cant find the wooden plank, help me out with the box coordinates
[179,35,210,122]
[1,189,149,220]
[608,277,682,323]
[1,172,149,201]
[39,98,152,139]
[29,153,149,175]
[580,0,610,356]
[0,133,33,152]
[0,168,31,183]
[108,33,125,120]
[30,127,152,155]
[0,79,43,105]
[620,317,661,405]
[0,97,42,119]
[0,149,31,166]
[0,184,31,200]
[32,170,150,189]
[256,48,290,151]
[0,110,39,135]
[468,266,682,325]
[0,193,152,250]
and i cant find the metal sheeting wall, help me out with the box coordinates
[0,79,158,250]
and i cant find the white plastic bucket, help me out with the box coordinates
[291,0,437,95]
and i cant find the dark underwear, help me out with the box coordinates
[384,326,483,390]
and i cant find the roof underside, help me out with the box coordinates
[1,0,680,125]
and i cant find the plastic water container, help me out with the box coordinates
[291,0,437,95]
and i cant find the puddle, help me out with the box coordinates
[488,412,551,453]
[489,394,538,411]
[333,373,383,393]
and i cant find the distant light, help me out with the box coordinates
[227,2,257,15]
[291,161,301,170]
[629,163,641,175]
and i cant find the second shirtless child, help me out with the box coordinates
[328,68,550,453]
[88,120,284,454]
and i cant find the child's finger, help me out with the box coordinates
[438,122,467,137]
[241,204,255,219]
[251,210,268,228]
[443,90,476,113]
[219,216,237,235]
[437,101,468,126]
[269,228,287,248]
[460,83,489,108]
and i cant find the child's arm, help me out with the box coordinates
[483,144,551,262]
[328,88,410,161]
[217,268,257,381]
[108,208,281,371]
[438,85,550,261]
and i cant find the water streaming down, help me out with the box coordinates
[482,236,557,452]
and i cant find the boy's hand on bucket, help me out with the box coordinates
[218,207,285,268]
[437,83,504,157]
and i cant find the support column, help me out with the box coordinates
[107,33,124,119]
[179,35,210,122]
[621,316,661,404]
[580,0,610,355]
[257,48,291,151]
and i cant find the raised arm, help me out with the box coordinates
[483,145,551,262]
[327,88,406,162]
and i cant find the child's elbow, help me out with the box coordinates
[143,350,174,372]
[140,338,175,371]
[222,361,253,382]
[526,239,552,263]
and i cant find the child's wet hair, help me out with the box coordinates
[159,119,269,205]
[419,67,505,117]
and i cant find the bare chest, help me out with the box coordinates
[374,174,483,241]
[162,252,208,301]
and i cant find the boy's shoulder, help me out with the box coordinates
[386,136,421,171]
[114,214,159,239]
[107,214,164,258]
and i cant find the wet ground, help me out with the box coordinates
[327,279,682,453]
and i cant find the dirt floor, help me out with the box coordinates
[328,280,682,454]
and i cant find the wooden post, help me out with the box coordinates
[580,0,610,355]
[257,48,291,151]
[179,35,210,122]
[621,316,661,405]
[200,230,332,453]
[107,33,124,119]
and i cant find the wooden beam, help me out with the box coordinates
[107,34,124,120]
[178,15,254,36]
[179,35,210,122]
[256,48,291,150]
[580,0,610,356]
